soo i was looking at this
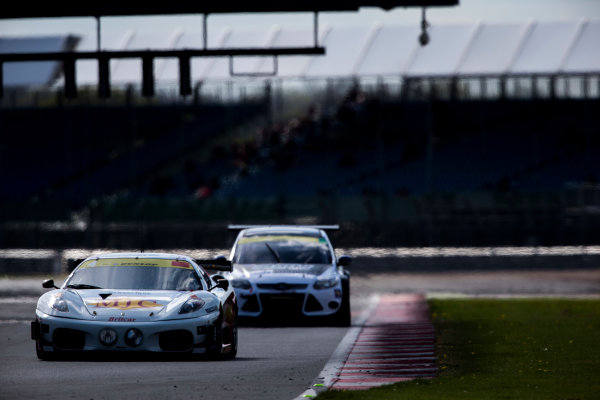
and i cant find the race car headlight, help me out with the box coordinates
[314,276,340,290]
[231,279,252,290]
[49,294,69,313]
[179,296,206,314]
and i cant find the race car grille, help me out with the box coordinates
[241,294,260,312]
[259,293,305,318]
[159,330,193,352]
[256,283,308,290]
[53,328,85,350]
[304,294,324,312]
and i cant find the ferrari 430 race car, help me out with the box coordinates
[226,225,352,326]
[31,252,237,360]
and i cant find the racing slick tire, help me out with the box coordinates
[223,322,238,360]
[332,277,351,327]
[35,339,57,361]
[32,320,55,361]
[35,339,48,360]
[207,319,224,360]
[207,310,238,360]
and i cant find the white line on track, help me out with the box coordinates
[0,319,30,324]
[0,297,38,304]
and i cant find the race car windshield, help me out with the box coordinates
[233,235,332,264]
[65,258,202,291]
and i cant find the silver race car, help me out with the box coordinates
[31,252,238,360]
[226,225,352,326]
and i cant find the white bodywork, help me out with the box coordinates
[32,253,236,357]
[227,226,351,324]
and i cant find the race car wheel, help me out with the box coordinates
[207,322,223,359]
[206,309,227,360]
[35,339,55,361]
[224,322,238,360]
[332,278,351,327]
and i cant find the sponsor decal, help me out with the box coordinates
[80,258,192,269]
[88,298,164,310]
[171,260,191,268]
[238,235,321,244]
[110,291,155,296]
[108,316,136,322]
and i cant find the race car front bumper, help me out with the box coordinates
[32,310,220,354]
[236,286,343,318]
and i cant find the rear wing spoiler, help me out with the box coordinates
[228,224,339,231]
[195,258,233,273]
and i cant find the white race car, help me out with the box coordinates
[31,252,238,360]
[226,225,352,326]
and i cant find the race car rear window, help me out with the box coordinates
[233,235,332,264]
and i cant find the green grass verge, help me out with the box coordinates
[317,298,600,400]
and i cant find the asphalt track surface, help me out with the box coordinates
[1,268,598,400]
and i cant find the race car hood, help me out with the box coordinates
[234,263,331,279]
[80,290,178,321]
[38,289,206,322]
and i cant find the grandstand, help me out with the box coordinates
[1,19,599,248]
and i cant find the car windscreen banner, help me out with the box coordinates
[238,235,327,244]
[79,259,193,269]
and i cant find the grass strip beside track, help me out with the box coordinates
[318,298,600,400]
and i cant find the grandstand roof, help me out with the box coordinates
[0,1,458,19]
[1,19,598,87]
[0,36,78,87]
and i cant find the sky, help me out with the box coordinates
[0,0,599,41]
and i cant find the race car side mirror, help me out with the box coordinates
[209,274,230,291]
[42,279,58,289]
[337,255,352,267]
[210,279,229,291]
[216,279,229,290]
